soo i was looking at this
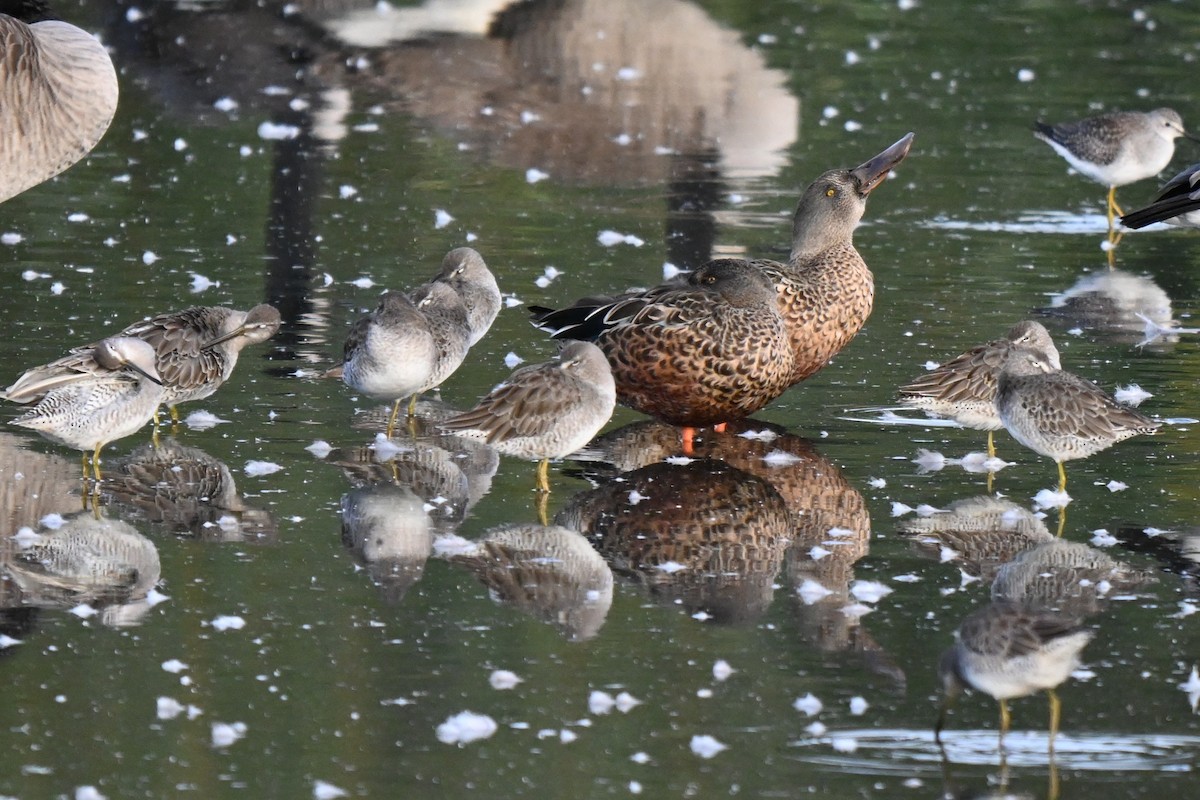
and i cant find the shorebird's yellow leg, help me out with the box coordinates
[987,430,996,459]
[1048,689,1062,755]
[1057,461,1067,493]
[998,698,1011,743]
[92,443,104,482]
[536,459,551,494]
[385,399,402,438]
[170,404,181,424]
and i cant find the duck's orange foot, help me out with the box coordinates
[681,426,696,456]
[712,422,728,433]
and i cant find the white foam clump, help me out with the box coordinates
[738,428,778,442]
[245,460,283,477]
[436,711,498,744]
[689,734,727,759]
[434,209,454,229]
[809,546,831,560]
[212,721,247,747]
[70,604,98,618]
[1090,528,1117,547]
[162,659,188,674]
[211,615,246,631]
[1107,480,1128,492]
[912,449,947,472]
[339,185,358,200]
[157,697,186,720]
[849,696,869,715]
[313,780,349,800]
[75,786,106,800]
[185,410,230,430]
[0,634,22,649]
[432,534,480,558]
[504,352,524,369]
[761,450,802,467]
[797,579,832,604]
[890,502,914,517]
[793,693,822,716]
[306,440,334,459]
[597,230,644,247]
[526,168,550,184]
[655,561,687,574]
[190,273,217,293]
[258,121,300,140]
[850,580,893,603]
[588,690,616,714]
[662,262,685,280]
[840,602,874,619]
[1180,666,1200,712]
[3,232,23,245]
[831,736,858,753]
[712,660,735,682]
[489,670,522,690]
[1114,384,1152,406]
[915,504,946,517]
[350,276,375,289]
[535,266,563,288]
[1033,488,1071,510]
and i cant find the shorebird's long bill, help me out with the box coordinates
[851,132,915,195]
[128,362,163,386]
[204,324,253,348]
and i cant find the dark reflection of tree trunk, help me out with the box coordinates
[664,148,722,271]
[263,109,323,364]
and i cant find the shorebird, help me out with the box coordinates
[0,0,119,203]
[335,283,470,437]
[1034,108,1193,233]
[897,320,1061,458]
[935,601,1093,750]
[440,340,616,494]
[7,337,164,481]
[995,350,1160,491]
[3,305,281,424]
[418,247,500,346]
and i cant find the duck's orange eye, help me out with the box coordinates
[825,187,836,197]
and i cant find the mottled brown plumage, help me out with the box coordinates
[898,320,1060,455]
[531,134,913,424]
[556,458,791,624]
[3,305,282,418]
[996,351,1161,489]
[535,259,792,427]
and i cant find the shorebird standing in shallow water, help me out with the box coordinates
[3,304,282,426]
[1034,108,1194,248]
[6,337,164,482]
[531,133,914,450]
[995,350,1160,493]
[335,282,471,438]
[440,340,615,507]
[898,320,1061,459]
[935,601,1092,753]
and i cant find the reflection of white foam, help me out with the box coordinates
[924,211,1110,234]
[788,728,1200,772]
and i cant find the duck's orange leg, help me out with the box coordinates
[681,426,696,455]
[712,423,727,433]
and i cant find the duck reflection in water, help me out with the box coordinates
[566,418,898,678]
[2,508,162,628]
[436,523,614,642]
[103,437,276,542]
[557,458,790,625]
